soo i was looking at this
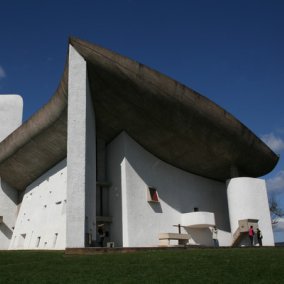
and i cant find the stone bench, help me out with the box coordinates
[158,233,190,246]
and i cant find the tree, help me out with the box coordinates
[269,195,284,225]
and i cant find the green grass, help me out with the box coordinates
[0,248,284,283]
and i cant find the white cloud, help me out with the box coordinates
[267,170,284,194]
[273,217,284,233]
[0,66,6,79]
[261,133,284,153]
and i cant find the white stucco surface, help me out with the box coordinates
[0,178,18,249]
[107,132,232,247]
[9,159,67,250]
[0,94,23,142]
[227,177,274,246]
[67,45,96,248]
[107,133,125,247]
[181,212,216,228]
[85,74,96,244]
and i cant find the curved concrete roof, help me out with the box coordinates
[0,37,279,190]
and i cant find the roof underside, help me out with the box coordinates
[0,37,279,190]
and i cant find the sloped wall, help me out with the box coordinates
[9,159,67,250]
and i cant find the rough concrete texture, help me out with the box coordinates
[66,46,89,248]
[0,70,67,190]
[0,38,279,191]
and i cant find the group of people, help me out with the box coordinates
[248,225,263,247]
[211,225,263,247]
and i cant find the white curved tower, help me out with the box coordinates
[227,177,274,246]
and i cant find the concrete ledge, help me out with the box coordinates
[66,246,284,255]
[65,246,198,255]
[158,233,190,247]
[159,233,190,240]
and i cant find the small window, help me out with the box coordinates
[147,186,159,203]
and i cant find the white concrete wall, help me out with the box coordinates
[107,132,232,247]
[0,95,23,249]
[181,212,215,228]
[85,77,96,244]
[9,159,67,250]
[0,178,18,249]
[107,133,124,247]
[0,94,23,142]
[227,177,274,246]
[67,45,96,248]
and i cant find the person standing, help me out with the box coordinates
[211,226,219,247]
[248,225,255,246]
[256,228,263,247]
[97,224,105,247]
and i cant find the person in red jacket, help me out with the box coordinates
[248,226,255,246]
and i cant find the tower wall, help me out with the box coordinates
[227,177,274,246]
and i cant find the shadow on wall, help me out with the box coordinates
[1,179,18,205]
[24,159,67,195]
[148,202,163,213]
[0,222,13,239]
[184,227,213,246]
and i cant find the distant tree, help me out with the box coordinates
[269,195,284,225]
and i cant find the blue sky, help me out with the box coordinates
[1,0,284,242]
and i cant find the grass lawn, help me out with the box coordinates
[0,248,284,283]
